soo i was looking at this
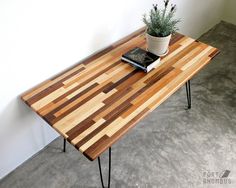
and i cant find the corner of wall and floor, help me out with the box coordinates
[0,0,235,180]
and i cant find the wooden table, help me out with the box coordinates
[21,28,219,187]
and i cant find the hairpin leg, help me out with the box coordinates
[98,147,111,188]
[63,138,66,152]
[185,80,191,109]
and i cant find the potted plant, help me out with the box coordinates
[143,0,180,56]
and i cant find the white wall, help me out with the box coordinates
[0,0,225,179]
[223,0,236,25]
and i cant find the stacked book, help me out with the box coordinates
[121,47,161,73]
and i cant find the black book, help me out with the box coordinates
[121,47,161,72]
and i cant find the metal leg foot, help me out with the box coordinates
[63,138,66,152]
[98,147,111,188]
[185,80,191,109]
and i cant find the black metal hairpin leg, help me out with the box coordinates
[185,80,191,109]
[63,138,66,152]
[98,147,111,188]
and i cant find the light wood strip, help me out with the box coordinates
[31,83,79,110]
[181,46,213,70]
[162,38,195,63]
[53,93,106,134]
[79,117,123,152]
[55,79,115,117]
[71,118,106,145]
[54,89,117,134]
[38,98,67,116]
[173,44,206,69]
[22,64,85,101]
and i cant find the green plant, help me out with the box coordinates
[143,0,180,37]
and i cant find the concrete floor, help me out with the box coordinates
[0,21,236,188]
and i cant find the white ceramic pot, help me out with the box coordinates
[146,33,171,56]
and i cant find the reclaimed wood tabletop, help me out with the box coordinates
[21,28,219,161]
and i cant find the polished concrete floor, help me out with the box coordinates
[1,21,236,188]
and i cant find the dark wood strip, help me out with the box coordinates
[144,66,175,85]
[120,70,177,106]
[124,69,182,117]
[66,96,122,140]
[67,119,96,142]
[74,91,142,148]
[75,116,118,149]
[66,106,106,140]
[43,83,99,122]
[103,69,139,93]
[53,80,94,104]
[82,135,110,161]
[49,82,114,125]
[26,82,64,105]
[164,41,201,66]
[83,107,150,161]
[116,70,145,91]
[103,86,132,104]
[26,67,85,105]
[209,49,220,59]
[103,102,132,120]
